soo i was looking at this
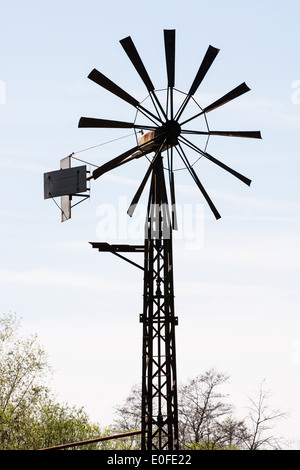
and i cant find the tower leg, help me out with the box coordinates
[141,155,179,450]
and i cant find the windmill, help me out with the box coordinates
[47,29,261,450]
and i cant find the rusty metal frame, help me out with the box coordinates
[140,154,178,450]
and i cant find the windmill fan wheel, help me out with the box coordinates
[78,29,261,220]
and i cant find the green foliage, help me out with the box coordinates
[0,313,142,450]
[188,441,240,450]
[0,313,286,450]
[0,313,104,450]
[0,399,101,450]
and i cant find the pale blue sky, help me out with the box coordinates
[1,1,300,448]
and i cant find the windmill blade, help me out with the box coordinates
[87,68,161,124]
[169,169,178,230]
[92,134,162,180]
[180,82,251,126]
[176,143,221,220]
[175,45,219,121]
[164,29,175,88]
[120,36,167,120]
[181,130,262,139]
[204,151,251,186]
[204,82,250,114]
[190,165,221,219]
[78,117,156,131]
[127,140,167,217]
[127,161,153,217]
[92,146,140,180]
[120,36,155,93]
[189,45,220,96]
[164,29,176,120]
[88,68,140,107]
[180,136,252,186]
[166,146,178,230]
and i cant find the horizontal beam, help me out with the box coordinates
[90,242,144,270]
[89,242,144,253]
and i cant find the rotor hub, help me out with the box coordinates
[159,119,181,146]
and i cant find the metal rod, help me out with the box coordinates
[39,430,142,450]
